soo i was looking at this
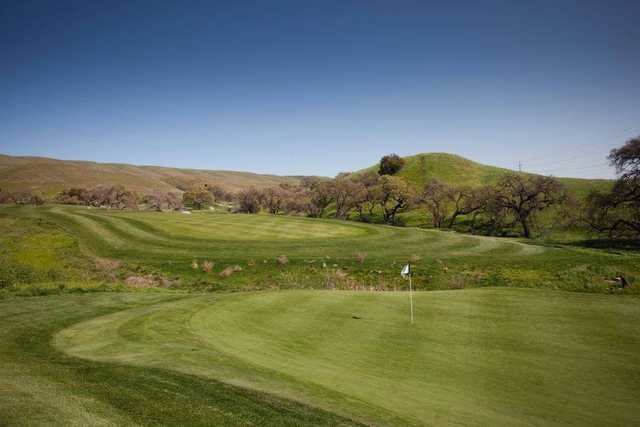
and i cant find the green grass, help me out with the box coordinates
[2,205,640,425]
[54,289,640,426]
[358,153,613,198]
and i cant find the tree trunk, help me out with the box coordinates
[520,215,531,238]
[448,211,460,228]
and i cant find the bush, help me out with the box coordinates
[378,154,405,176]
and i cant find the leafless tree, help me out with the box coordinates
[237,187,262,213]
[377,175,417,224]
[422,179,452,228]
[583,137,640,237]
[300,177,334,217]
[492,174,566,238]
[332,173,358,219]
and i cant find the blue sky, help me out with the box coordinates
[1,0,639,178]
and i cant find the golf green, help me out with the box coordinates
[56,289,640,426]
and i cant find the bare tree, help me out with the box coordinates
[144,191,183,211]
[377,175,417,224]
[448,186,487,228]
[205,184,231,203]
[351,171,381,221]
[300,177,334,217]
[332,173,358,219]
[492,174,566,238]
[237,187,262,213]
[422,179,452,228]
[261,187,285,214]
[583,137,640,237]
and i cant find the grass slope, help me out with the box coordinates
[3,204,640,294]
[359,153,612,197]
[56,289,640,426]
[0,154,298,196]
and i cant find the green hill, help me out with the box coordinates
[359,153,613,197]
[0,154,299,196]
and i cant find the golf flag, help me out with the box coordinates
[401,263,411,278]
[401,263,414,324]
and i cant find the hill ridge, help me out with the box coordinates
[0,152,612,197]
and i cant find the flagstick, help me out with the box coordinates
[409,272,414,324]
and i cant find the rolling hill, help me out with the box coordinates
[0,154,299,196]
[358,153,613,197]
[0,152,613,198]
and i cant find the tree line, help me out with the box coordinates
[233,167,568,238]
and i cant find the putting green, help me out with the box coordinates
[56,289,640,426]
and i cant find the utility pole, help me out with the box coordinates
[518,161,522,173]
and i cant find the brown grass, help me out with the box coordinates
[0,153,299,196]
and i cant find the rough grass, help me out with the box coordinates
[55,289,640,426]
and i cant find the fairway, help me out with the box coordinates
[56,289,640,426]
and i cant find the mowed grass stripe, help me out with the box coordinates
[56,289,640,426]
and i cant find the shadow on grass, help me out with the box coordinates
[568,239,640,251]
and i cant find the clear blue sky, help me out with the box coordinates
[1,0,639,178]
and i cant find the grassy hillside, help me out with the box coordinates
[359,153,613,197]
[0,154,298,196]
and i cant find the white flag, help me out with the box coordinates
[401,263,411,278]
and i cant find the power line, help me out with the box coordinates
[519,144,612,166]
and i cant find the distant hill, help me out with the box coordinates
[358,153,613,198]
[0,152,613,199]
[0,154,299,196]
